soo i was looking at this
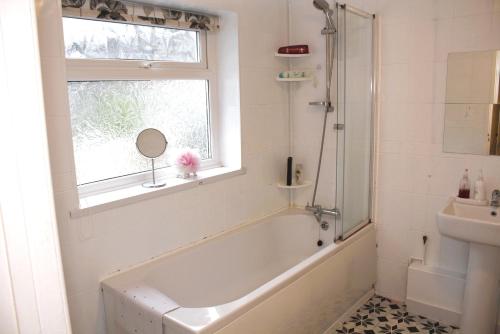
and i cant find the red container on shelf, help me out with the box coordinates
[277,44,309,54]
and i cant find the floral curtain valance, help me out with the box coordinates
[61,0,220,32]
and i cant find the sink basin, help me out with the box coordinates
[437,198,500,334]
[438,199,500,246]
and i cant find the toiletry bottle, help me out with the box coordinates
[286,157,293,186]
[295,164,303,185]
[458,169,471,199]
[474,169,486,201]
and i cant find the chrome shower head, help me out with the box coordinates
[313,0,336,32]
[313,0,331,13]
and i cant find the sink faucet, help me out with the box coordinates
[305,204,340,222]
[491,189,500,207]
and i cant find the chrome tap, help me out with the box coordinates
[306,205,322,222]
[491,189,500,207]
[305,204,340,223]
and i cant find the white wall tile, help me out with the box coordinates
[435,0,454,20]
[405,103,433,143]
[408,0,435,20]
[67,290,107,334]
[408,63,435,103]
[45,115,76,175]
[377,227,411,263]
[381,20,409,64]
[239,69,288,106]
[431,104,445,145]
[491,12,500,49]
[453,0,496,17]
[432,62,448,103]
[377,0,410,20]
[409,20,436,64]
[451,14,493,51]
[376,257,408,301]
[379,102,406,141]
[346,0,378,13]
[408,193,428,231]
[428,157,467,197]
[376,189,411,229]
[434,19,453,62]
[381,64,409,103]
[378,140,401,154]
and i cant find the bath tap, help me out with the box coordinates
[306,205,322,222]
[305,204,340,222]
[491,189,500,207]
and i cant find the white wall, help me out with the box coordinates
[375,0,500,301]
[36,1,291,333]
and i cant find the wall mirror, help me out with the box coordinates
[443,50,500,155]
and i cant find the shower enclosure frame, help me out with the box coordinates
[334,3,377,241]
[286,1,377,243]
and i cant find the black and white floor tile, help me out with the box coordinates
[333,295,459,334]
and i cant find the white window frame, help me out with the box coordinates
[64,25,220,198]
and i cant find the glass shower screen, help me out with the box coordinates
[336,5,374,239]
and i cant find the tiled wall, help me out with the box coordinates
[288,0,338,209]
[287,0,377,210]
[36,1,290,333]
[375,0,500,301]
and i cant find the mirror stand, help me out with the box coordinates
[143,158,166,188]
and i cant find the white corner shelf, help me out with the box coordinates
[276,181,312,189]
[276,76,313,82]
[275,52,311,58]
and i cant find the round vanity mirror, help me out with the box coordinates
[136,128,168,188]
[136,128,167,159]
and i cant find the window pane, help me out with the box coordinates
[63,17,199,62]
[68,80,211,185]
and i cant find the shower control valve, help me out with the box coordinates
[309,101,330,106]
[309,101,334,112]
[320,221,330,231]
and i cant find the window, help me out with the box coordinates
[68,80,211,185]
[63,18,200,62]
[64,17,217,189]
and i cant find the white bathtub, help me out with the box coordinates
[102,209,376,334]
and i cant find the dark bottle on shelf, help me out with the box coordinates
[458,169,471,199]
[286,157,293,186]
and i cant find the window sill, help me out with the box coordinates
[69,166,246,219]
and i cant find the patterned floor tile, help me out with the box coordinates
[333,295,459,334]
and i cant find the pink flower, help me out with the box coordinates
[176,150,200,174]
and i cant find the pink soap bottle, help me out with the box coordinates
[458,169,471,199]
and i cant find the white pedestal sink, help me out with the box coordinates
[437,199,500,334]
